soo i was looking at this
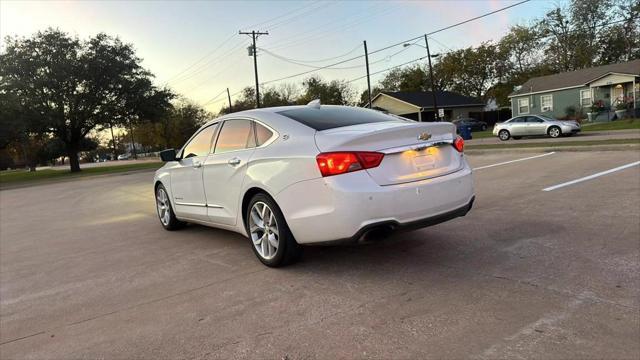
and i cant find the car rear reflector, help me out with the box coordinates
[453,136,464,153]
[316,152,384,177]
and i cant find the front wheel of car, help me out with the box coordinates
[156,184,185,230]
[481,124,487,131]
[246,193,301,267]
[498,130,510,141]
[548,126,561,138]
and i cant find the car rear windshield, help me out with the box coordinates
[277,106,403,131]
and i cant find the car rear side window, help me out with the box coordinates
[214,120,255,154]
[277,106,402,131]
[182,124,217,158]
[255,122,274,146]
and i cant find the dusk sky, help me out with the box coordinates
[1,0,564,113]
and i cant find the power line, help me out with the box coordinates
[427,36,454,53]
[164,2,326,87]
[163,33,237,85]
[265,1,335,31]
[204,88,245,108]
[426,0,531,36]
[266,5,395,51]
[244,1,323,29]
[260,43,363,64]
[167,40,248,86]
[347,56,428,83]
[260,47,386,70]
[212,0,535,101]
[201,89,227,106]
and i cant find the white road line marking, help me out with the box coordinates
[473,152,555,170]
[542,161,640,192]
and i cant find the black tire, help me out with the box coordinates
[548,126,561,138]
[498,129,510,141]
[481,124,487,131]
[155,184,185,231]
[512,136,522,140]
[245,193,301,267]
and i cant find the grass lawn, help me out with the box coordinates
[466,138,640,150]
[470,130,494,138]
[581,118,640,132]
[0,161,163,188]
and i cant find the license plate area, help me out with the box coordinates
[412,154,435,171]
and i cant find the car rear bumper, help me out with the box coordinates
[274,160,475,244]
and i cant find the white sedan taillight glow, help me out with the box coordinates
[316,152,384,177]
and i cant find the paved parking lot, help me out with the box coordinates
[1,150,639,359]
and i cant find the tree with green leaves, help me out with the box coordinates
[133,101,211,150]
[297,76,356,105]
[0,29,173,172]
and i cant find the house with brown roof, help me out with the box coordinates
[508,59,640,120]
[371,91,485,122]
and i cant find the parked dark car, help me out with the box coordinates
[452,118,488,132]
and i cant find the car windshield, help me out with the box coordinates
[277,106,406,131]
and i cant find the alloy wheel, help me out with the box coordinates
[156,188,171,226]
[549,127,560,138]
[249,201,279,260]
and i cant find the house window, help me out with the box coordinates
[580,89,592,107]
[518,98,529,114]
[540,95,553,112]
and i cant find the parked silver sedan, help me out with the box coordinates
[493,115,581,141]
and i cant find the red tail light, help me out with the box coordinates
[316,152,384,177]
[453,136,464,153]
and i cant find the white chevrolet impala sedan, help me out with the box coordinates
[154,102,475,267]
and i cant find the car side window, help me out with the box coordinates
[255,122,274,146]
[526,116,543,123]
[214,119,255,154]
[509,117,524,123]
[182,124,217,159]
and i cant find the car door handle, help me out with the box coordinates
[228,158,241,166]
[193,161,202,168]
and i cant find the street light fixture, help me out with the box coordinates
[403,39,441,121]
[403,43,441,58]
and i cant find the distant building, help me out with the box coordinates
[371,91,485,122]
[509,59,640,119]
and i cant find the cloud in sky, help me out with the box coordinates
[0,0,558,113]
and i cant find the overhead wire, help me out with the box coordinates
[201,89,227,106]
[207,0,536,102]
[163,1,328,87]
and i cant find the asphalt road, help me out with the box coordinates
[1,150,639,359]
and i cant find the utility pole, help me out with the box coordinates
[239,30,269,108]
[109,123,117,157]
[227,87,233,112]
[424,34,439,121]
[128,120,137,159]
[363,40,372,108]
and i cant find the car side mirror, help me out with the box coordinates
[160,149,177,162]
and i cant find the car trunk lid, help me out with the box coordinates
[314,121,463,186]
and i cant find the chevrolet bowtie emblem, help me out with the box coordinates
[418,132,432,141]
